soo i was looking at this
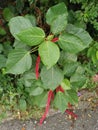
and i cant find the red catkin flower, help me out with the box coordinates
[35,55,40,79]
[51,37,59,42]
[65,103,78,119]
[65,109,78,119]
[39,90,54,125]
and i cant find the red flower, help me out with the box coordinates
[35,55,40,79]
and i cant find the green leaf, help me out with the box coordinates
[66,24,92,46]
[0,44,4,53]
[75,65,85,74]
[59,32,85,53]
[3,41,13,56]
[3,8,14,21]
[39,41,60,68]
[32,91,48,108]
[63,62,79,77]
[19,99,27,111]
[46,2,67,24]
[6,49,32,74]
[58,51,77,66]
[9,16,32,40]
[87,47,97,63]
[41,65,64,90]
[59,24,92,53]
[46,2,68,34]
[51,14,68,34]
[16,0,24,13]
[13,40,30,50]
[20,71,36,87]
[25,14,36,26]
[30,86,44,96]
[0,54,6,69]
[0,27,6,35]
[61,78,71,90]
[70,73,87,89]
[17,27,45,46]
[65,89,78,105]
[24,79,44,96]
[53,92,68,112]
[54,89,78,111]
[96,51,98,60]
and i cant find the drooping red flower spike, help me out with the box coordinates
[65,109,78,119]
[65,102,78,119]
[51,37,59,42]
[35,55,41,79]
[39,90,54,125]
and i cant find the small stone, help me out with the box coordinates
[34,120,37,124]
[88,114,91,117]
[44,121,47,124]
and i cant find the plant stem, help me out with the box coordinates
[30,46,38,53]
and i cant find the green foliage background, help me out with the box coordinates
[0,0,98,120]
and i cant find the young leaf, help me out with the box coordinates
[17,27,45,46]
[53,92,68,112]
[38,41,60,68]
[6,49,32,74]
[9,16,32,40]
[46,2,68,34]
[61,78,71,90]
[40,65,64,90]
